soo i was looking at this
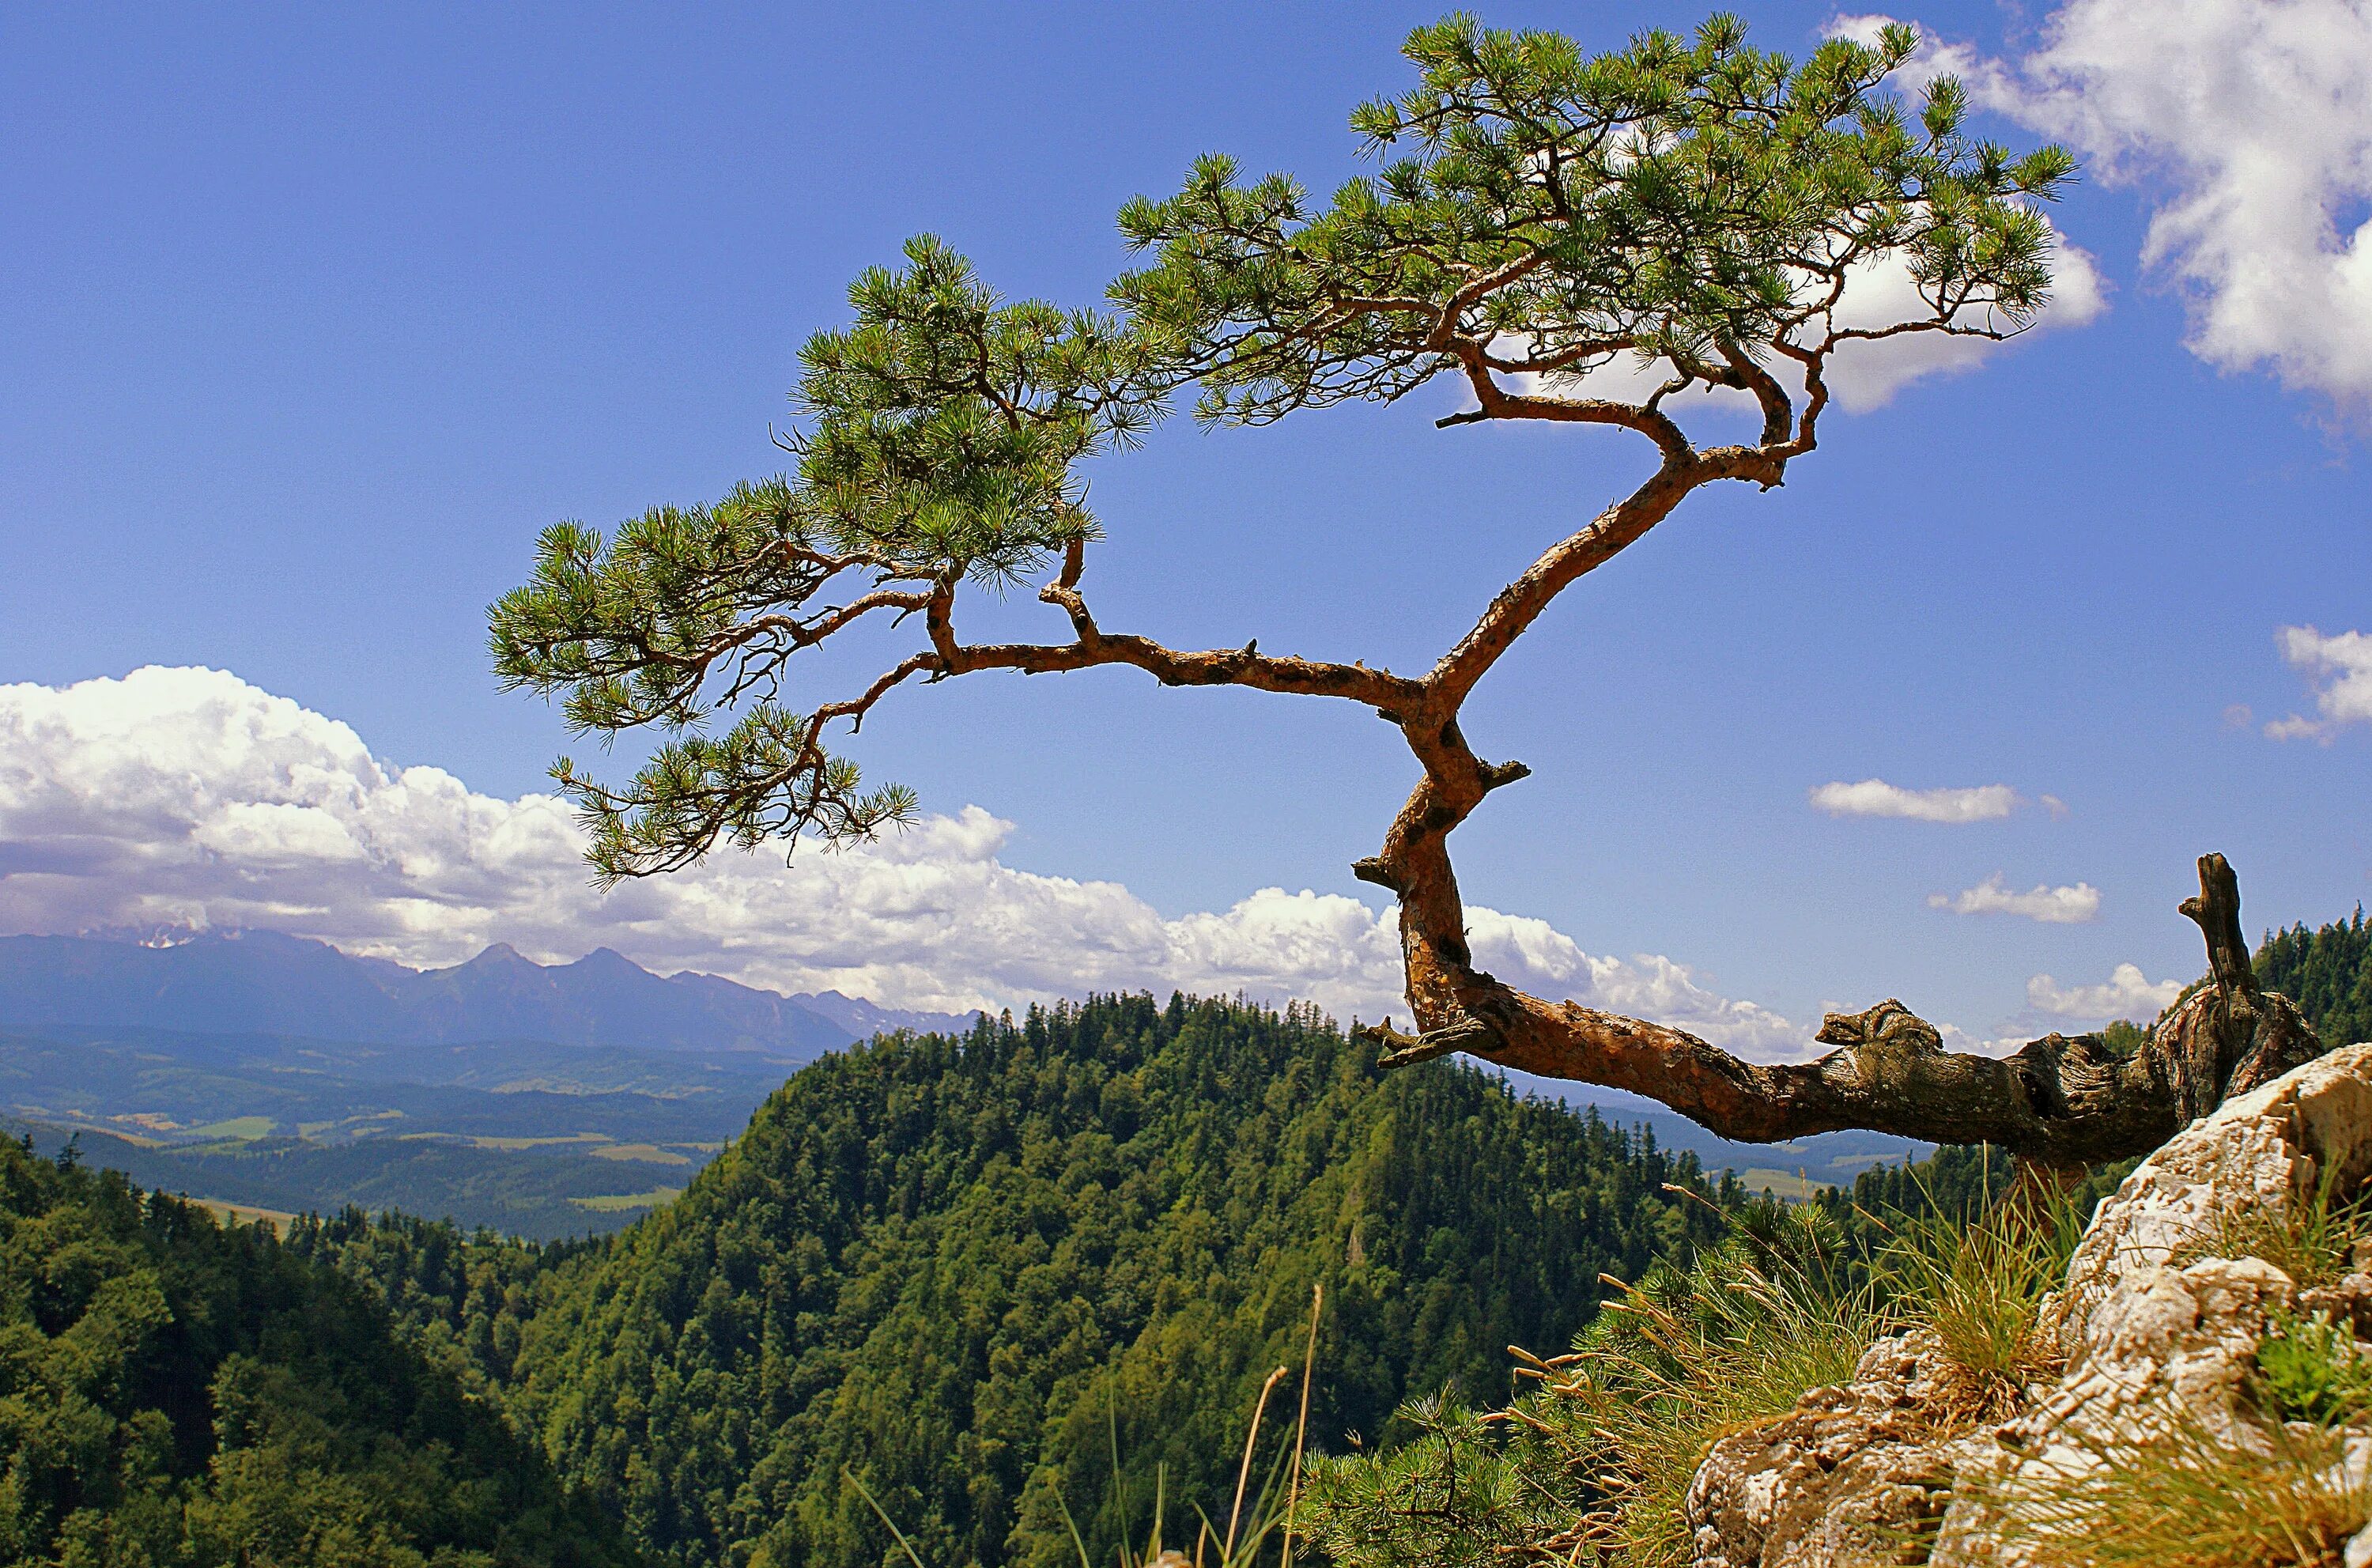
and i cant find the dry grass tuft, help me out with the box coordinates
[2174,1162,2372,1292]
[1878,1185,2082,1424]
[1505,1203,1883,1566]
[1986,1413,2370,1568]
[1294,1201,1881,1568]
[1562,1255,1879,1559]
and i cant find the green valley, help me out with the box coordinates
[0,1030,799,1238]
[6,912,2363,1566]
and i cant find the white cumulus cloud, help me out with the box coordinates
[2025,962,2185,1022]
[1928,873,2102,923]
[1816,243,2106,409]
[1517,240,2104,419]
[0,667,1808,1057]
[2266,624,2372,741]
[1809,778,2023,822]
[1841,1,2372,410]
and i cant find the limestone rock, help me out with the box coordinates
[1685,1330,1977,1567]
[2057,1041,2372,1339]
[1680,1041,2372,1568]
[2298,1248,2372,1338]
[1933,1043,2372,1565]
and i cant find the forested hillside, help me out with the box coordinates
[297,995,1736,1568]
[0,1135,636,1567]
[2258,907,2372,1048]
[13,908,2367,1567]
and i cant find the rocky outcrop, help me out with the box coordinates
[1685,1331,1983,1568]
[1683,1041,2372,1568]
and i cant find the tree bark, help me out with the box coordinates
[1372,853,2323,1170]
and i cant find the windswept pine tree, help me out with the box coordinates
[490,11,2326,1177]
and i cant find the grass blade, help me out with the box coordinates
[1282,1282,1322,1568]
[843,1466,928,1568]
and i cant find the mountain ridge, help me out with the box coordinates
[0,928,1924,1189]
[0,927,979,1054]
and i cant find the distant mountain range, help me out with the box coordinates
[0,929,978,1054]
[0,928,1931,1205]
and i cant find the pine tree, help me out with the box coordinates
[489,13,2312,1173]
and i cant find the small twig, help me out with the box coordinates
[1361,1016,1500,1070]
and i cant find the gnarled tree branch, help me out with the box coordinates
[1367,853,2322,1169]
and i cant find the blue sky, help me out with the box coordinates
[2,1,2366,1047]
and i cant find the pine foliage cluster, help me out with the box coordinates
[1116,16,2068,422]
[485,13,2075,885]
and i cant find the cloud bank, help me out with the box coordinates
[1928,874,2102,924]
[1841,0,2372,410]
[1809,778,2023,823]
[0,667,1807,1056]
[2267,625,2372,742]
[2026,962,2185,1022]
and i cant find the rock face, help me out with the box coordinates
[1685,1331,1981,1568]
[1683,1041,2372,1568]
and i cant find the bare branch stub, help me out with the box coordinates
[489,20,2319,1164]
